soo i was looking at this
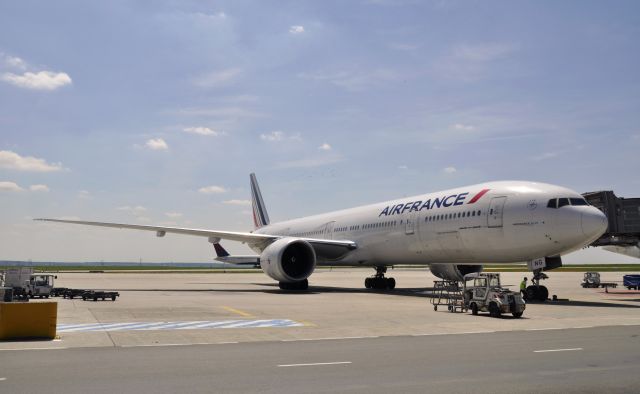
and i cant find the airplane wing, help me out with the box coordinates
[34,219,357,254]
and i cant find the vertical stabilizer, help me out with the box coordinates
[250,173,270,229]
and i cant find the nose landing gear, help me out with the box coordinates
[525,270,549,302]
[364,266,396,290]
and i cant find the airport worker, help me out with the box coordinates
[520,277,528,299]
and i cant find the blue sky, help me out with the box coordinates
[1,1,639,263]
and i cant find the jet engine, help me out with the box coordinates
[260,237,316,283]
[429,264,483,281]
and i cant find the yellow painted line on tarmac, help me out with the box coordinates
[221,306,254,318]
[299,320,317,327]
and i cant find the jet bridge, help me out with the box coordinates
[582,190,640,247]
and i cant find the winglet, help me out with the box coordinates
[250,173,270,229]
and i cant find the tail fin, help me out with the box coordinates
[250,173,270,229]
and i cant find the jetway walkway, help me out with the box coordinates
[583,190,640,247]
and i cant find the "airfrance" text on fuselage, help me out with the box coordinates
[379,193,469,217]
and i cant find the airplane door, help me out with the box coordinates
[324,221,336,239]
[487,197,507,228]
[405,216,415,235]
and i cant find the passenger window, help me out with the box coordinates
[558,198,570,207]
[547,199,557,208]
[472,211,475,217]
[457,213,461,218]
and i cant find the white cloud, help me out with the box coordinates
[3,54,26,70]
[117,205,148,215]
[318,143,332,151]
[0,150,64,172]
[0,181,24,192]
[192,68,241,88]
[223,199,251,206]
[145,138,169,151]
[398,165,408,170]
[1,71,72,91]
[260,131,285,141]
[289,25,305,34]
[452,123,475,131]
[198,185,227,194]
[443,166,457,174]
[183,127,222,136]
[29,184,49,192]
[165,212,183,218]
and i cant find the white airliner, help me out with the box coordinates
[38,174,607,299]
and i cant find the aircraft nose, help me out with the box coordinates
[581,208,608,238]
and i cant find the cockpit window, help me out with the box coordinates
[570,198,588,206]
[558,198,570,207]
[547,199,557,208]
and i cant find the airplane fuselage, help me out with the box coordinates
[253,181,608,266]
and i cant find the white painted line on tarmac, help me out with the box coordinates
[534,348,583,353]
[0,377,6,381]
[525,327,565,331]
[278,361,352,367]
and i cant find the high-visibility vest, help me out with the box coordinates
[520,281,527,290]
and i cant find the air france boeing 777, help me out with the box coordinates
[38,174,607,298]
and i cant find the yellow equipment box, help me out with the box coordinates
[0,301,57,340]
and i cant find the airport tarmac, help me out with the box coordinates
[2,269,640,392]
[1,269,639,349]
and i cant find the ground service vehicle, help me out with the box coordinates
[463,273,525,318]
[581,272,617,291]
[623,274,640,290]
[2,268,56,299]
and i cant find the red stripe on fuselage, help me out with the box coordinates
[467,188,490,204]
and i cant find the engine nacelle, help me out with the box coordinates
[429,264,483,281]
[260,238,317,283]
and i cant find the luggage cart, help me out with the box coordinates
[430,280,467,312]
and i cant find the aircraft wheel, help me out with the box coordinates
[537,286,548,302]
[471,303,478,315]
[387,278,396,290]
[512,312,523,318]
[365,278,372,289]
[526,286,538,301]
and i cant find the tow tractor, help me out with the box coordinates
[581,272,618,292]
[463,273,526,318]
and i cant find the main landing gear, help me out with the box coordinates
[364,266,396,290]
[525,270,549,302]
[279,279,309,291]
